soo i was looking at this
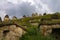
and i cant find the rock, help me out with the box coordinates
[0,25,26,40]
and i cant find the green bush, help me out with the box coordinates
[20,27,56,40]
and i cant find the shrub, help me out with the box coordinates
[43,12,47,15]
[20,27,56,40]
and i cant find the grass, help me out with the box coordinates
[20,26,56,40]
[0,13,60,40]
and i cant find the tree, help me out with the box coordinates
[23,15,26,18]
[0,17,2,22]
[5,15,9,18]
[43,12,46,15]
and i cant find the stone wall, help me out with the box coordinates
[40,24,60,36]
[0,25,26,40]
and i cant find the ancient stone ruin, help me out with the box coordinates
[0,24,26,40]
[12,16,17,20]
[0,15,27,40]
[4,15,10,21]
[39,24,60,40]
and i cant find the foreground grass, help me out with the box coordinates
[19,27,56,40]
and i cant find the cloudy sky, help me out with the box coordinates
[0,0,60,19]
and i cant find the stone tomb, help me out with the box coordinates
[0,24,26,40]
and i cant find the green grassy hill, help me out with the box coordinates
[1,12,60,40]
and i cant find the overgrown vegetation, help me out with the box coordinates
[19,12,60,40]
[20,26,56,40]
[0,12,60,40]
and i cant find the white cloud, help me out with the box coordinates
[7,0,21,4]
[6,1,36,18]
[33,0,51,14]
[0,11,7,20]
[7,0,35,5]
[0,0,60,19]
